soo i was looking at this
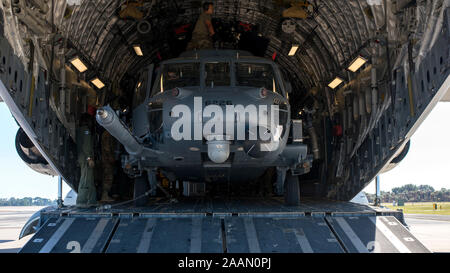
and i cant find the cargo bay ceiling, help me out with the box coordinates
[60,0,384,85]
[10,0,428,97]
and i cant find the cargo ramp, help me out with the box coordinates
[19,198,430,253]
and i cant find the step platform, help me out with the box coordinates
[19,198,430,253]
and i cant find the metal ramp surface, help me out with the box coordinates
[325,215,429,253]
[19,199,430,253]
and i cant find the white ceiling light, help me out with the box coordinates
[328,77,344,89]
[288,44,299,56]
[133,45,143,56]
[348,55,367,72]
[91,78,105,89]
[69,57,88,73]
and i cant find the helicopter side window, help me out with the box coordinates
[236,63,279,93]
[205,62,230,87]
[159,63,200,91]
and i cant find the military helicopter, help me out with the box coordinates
[96,49,313,205]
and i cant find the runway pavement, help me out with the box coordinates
[404,214,450,253]
[0,207,448,253]
[0,207,44,253]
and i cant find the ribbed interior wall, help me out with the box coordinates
[57,0,394,89]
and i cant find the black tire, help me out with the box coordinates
[284,173,301,206]
[134,174,150,207]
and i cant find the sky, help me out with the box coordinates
[0,101,449,199]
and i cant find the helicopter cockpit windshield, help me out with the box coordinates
[236,63,279,93]
[205,62,231,87]
[154,60,282,95]
[159,62,200,92]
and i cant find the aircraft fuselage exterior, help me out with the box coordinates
[0,1,448,201]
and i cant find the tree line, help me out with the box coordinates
[366,184,450,203]
[0,197,56,206]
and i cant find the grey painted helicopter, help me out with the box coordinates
[96,50,313,205]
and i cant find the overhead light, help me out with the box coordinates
[288,44,299,56]
[133,45,143,56]
[69,57,88,73]
[328,77,344,89]
[91,78,105,89]
[348,56,367,72]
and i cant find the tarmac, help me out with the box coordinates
[0,207,448,253]
[0,207,44,253]
[404,214,450,253]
